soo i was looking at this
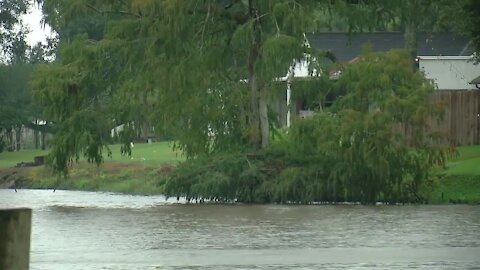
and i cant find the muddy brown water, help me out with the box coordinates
[1,189,479,269]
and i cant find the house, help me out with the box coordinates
[306,32,473,62]
[275,32,476,127]
[418,56,480,90]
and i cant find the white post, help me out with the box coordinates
[286,80,291,128]
[286,66,294,128]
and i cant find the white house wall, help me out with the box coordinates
[277,60,312,81]
[419,57,480,90]
[292,59,311,78]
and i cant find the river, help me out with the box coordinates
[1,189,479,269]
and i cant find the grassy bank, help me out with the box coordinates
[1,143,479,203]
[0,142,182,195]
[429,145,480,204]
[0,141,183,169]
[16,162,173,195]
[0,148,49,168]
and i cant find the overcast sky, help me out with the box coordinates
[21,3,54,46]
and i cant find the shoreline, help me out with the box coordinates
[1,164,478,205]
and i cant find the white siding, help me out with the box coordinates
[292,59,311,78]
[419,56,480,90]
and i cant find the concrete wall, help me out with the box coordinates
[419,56,480,90]
[0,208,32,270]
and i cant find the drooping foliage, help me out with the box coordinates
[32,0,334,173]
[463,0,480,58]
[164,50,454,204]
[289,51,452,203]
[26,0,463,203]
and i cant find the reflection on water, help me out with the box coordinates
[1,189,479,269]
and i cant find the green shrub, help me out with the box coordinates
[163,50,454,204]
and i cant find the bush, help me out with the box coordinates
[285,49,454,204]
[163,50,454,204]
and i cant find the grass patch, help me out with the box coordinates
[431,145,480,204]
[444,145,480,176]
[430,175,480,204]
[445,157,480,176]
[1,141,180,195]
[19,162,168,195]
[0,141,183,169]
[0,149,48,168]
[448,145,480,162]
[104,142,184,164]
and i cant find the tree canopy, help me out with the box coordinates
[164,49,452,204]
[7,0,474,204]
[0,0,32,63]
[0,0,53,152]
[32,0,337,173]
[30,0,478,175]
[463,0,480,58]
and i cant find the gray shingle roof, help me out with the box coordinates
[307,32,473,62]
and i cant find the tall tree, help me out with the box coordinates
[33,0,333,173]
[35,0,472,173]
[0,40,48,152]
[0,0,30,62]
[463,0,480,57]
[0,63,37,151]
[0,0,36,152]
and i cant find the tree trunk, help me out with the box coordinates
[404,20,417,61]
[15,126,21,151]
[34,120,39,149]
[259,90,269,148]
[247,0,269,149]
[7,130,13,152]
[142,122,150,142]
[41,125,46,150]
[248,49,269,149]
[248,70,261,148]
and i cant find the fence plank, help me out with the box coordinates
[429,90,480,146]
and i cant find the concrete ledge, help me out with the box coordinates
[0,208,32,270]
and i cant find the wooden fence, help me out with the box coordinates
[429,90,480,146]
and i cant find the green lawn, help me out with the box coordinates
[0,141,183,169]
[444,145,480,176]
[431,145,480,204]
[430,175,480,204]
[0,148,49,168]
[105,142,184,164]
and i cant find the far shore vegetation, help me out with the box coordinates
[1,142,479,204]
[2,1,480,205]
